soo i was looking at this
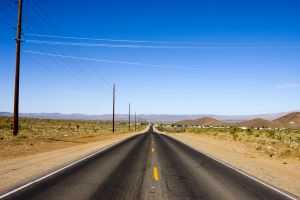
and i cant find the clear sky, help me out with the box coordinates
[0,0,299,115]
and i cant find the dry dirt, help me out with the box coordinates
[156,129,300,198]
[0,127,148,193]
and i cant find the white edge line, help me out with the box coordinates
[0,134,139,199]
[156,131,298,200]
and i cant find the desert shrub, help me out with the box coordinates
[230,128,237,134]
[246,128,253,135]
[279,149,291,158]
[264,146,276,157]
[230,128,239,141]
[256,144,262,150]
[266,130,275,139]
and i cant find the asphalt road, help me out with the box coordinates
[1,126,296,200]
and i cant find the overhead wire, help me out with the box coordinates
[27,0,112,92]
[21,38,300,49]
[0,0,16,26]
[26,53,113,103]
[22,50,203,71]
[20,0,114,112]
[0,18,12,26]
[0,0,16,70]
[0,5,16,19]
[1,0,17,9]
[23,0,106,93]
[24,33,199,44]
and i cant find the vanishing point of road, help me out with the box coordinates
[1,126,297,200]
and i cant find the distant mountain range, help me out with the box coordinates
[0,111,299,123]
[176,112,300,128]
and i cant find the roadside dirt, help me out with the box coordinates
[158,130,300,198]
[0,129,147,193]
[0,134,132,159]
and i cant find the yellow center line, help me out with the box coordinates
[153,167,159,181]
[152,147,155,153]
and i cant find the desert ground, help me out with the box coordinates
[0,117,147,192]
[155,125,300,197]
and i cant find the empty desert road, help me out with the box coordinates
[0,126,297,200]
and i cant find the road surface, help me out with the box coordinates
[1,126,296,200]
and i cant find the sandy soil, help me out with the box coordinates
[0,127,149,193]
[156,129,300,198]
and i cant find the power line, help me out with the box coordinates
[27,0,112,89]
[1,0,17,9]
[22,50,204,70]
[0,5,17,19]
[21,5,100,91]
[26,54,81,90]
[24,33,199,44]
[23,33,300,48]
[21,39,223,49]
[0,18,13,26]
[25,42,102,93]
[24,0,112,93]
[22,39,300,49]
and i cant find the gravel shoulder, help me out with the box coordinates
[0,126,149,193]
[155,128,300,198]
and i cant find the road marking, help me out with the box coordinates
[165,136,298,200]
[152,147,155,153]
[153,167,159,181]
[0,135,140,199]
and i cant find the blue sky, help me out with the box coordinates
[0,0,299,115]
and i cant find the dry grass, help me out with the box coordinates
[0,117,146,158]
[158,125,300,160]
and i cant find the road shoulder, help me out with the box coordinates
[0,126,149,193]
[154,127,300,198]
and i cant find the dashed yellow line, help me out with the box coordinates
[152,147,155,153]
[153,167,159,181]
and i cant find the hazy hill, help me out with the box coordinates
[177,117,278,128]
[175,112,300,129]
[234,118,279,128]
[273,112,300,128]
[176,117,223,126]
[0,111,299,123]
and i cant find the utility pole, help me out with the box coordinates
[135,111,137,131]
[13,0,23,135]
[137,116,140,132]
[112,84,115,133]
[128,102,131,131]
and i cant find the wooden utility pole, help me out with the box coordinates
[13,0,23,135]
[137,116,140,132]
[135,111,137,131]
[112,84,115,133]
[128,102,131,131]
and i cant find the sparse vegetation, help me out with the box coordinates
[157,125,300,159]
[0,117,146,158]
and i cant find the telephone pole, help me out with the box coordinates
[135,111,137,131]
[137,116,140,132]
[128,102,131,131]
[112,84,115,133]
[13,0,23,135]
